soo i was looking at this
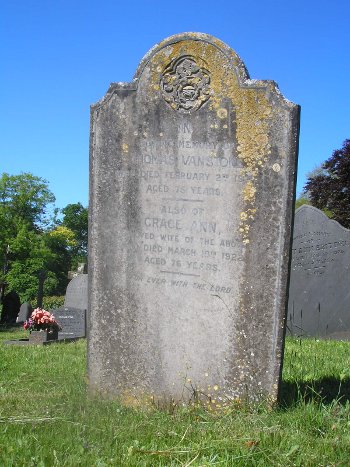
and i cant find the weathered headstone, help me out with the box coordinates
[88,33,299,406]
[287,205,350,338]
[54,307,86,339]
[16,302,33,325]
[64,274,88,310]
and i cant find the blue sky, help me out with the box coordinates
[1,0,349,210]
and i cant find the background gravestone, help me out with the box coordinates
[54,307,86,340]
[64,274,88,310]
[0,291,20,324]
[88,32,299,406]
[287,205,350,338]
[16,302,33,325]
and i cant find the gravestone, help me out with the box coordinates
[64,274,88,310]
[54,307,86,339]
[4,307,86,346]
[287,205,350,338]
[88,32,300,406]
[16,302,33,325]
[0,291,20,324]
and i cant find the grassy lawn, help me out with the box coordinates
[1,329,350,466]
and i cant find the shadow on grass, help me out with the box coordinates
[0,324,21,332]
[280,377,350,407]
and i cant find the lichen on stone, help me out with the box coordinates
[145,36,277,255]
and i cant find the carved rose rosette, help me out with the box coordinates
[160,56,211,113]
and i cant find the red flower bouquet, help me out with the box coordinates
[24,308,61,333]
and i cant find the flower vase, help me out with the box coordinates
[29,329,58,344]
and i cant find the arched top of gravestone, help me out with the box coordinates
[133,33,250,83]
[64,274,88,310]
[92,32,296,111]
[295,205,350,234]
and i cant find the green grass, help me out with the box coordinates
[1,329,350,466]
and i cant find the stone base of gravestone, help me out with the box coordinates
[325,332,350,341]
[287,205,350,338]
[29,329,58,344]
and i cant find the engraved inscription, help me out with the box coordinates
[113,119,246,293]
[132,123,246,292]
[160,56,211,113]
[291,231,350,276]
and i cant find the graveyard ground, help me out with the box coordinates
[1,329,350,466]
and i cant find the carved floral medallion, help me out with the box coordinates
[160,56,211,113]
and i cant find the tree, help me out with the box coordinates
[61,203,88,265]
[5,225,54,301]
[0,173,88,308]
[45,225,78,293]
[0,172,55,230]
[0,173,74,301]
[0,173,88,306]
[0,173,58,303]
[304,139,350,228]
[5,223,79,302]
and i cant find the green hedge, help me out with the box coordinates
[42,295,65,310]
